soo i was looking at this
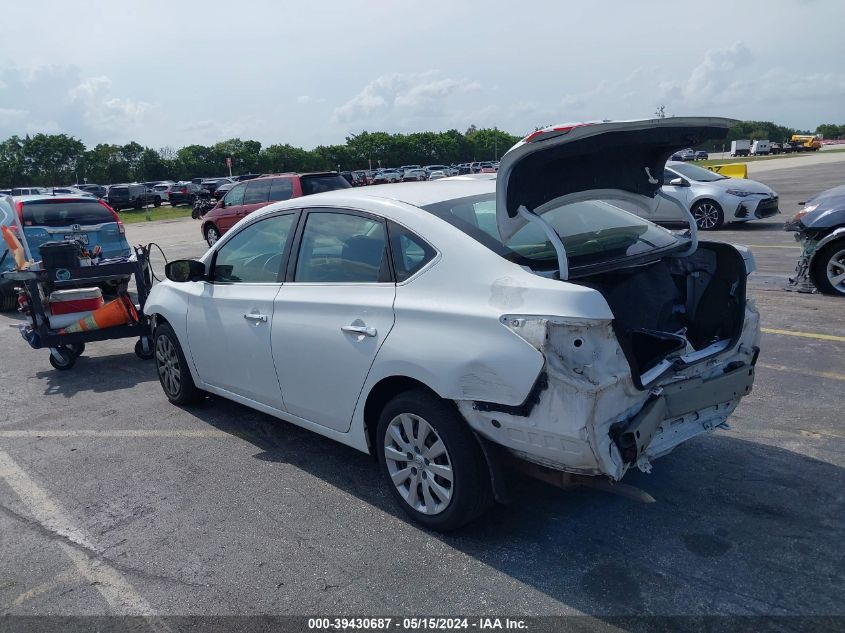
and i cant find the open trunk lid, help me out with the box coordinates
[495,118,732,278]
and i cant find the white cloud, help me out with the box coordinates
[68,75,154,132]
[333,71,481,123]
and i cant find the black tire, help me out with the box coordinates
[134,200,143,210]
[135,337,155,360]
[49,347,77,370]
[153,322,203,405]
[205,225,220,247]
[376,389,492,531]
[0,291,17,312]
[68,343,85,357]
[810,240,845,296]
[153,196,162,208]
[691,199,724,231]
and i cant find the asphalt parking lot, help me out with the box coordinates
[0,161,843,623]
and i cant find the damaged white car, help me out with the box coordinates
[145,117,760,530]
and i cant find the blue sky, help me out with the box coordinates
[1,0,843,149]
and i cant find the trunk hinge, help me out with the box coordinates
[517,205,569,280]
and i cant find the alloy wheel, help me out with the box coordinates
[825,248,845,294]
[206,227,219,246]
[383,413,454,516]
[156,334,181,397]
[693,202,721,230]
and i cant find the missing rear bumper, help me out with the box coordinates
[611,363,755,464]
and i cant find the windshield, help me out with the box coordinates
[22,200,116,227]
[421,193,680,273]
[668,163,726,182]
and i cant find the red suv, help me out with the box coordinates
[200,172,351,246]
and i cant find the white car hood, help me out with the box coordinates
[495,117,733,242]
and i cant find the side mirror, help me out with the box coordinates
[165,259,206,283]
[669,177,689,187]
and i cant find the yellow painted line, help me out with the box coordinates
[758,363,845,383]
[0,429,230,438]
[761,327,845,343]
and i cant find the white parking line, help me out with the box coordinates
[0,429,230,438]
[0,448,159,618]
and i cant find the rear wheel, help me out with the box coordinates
[154,323,203,405]
[377,389,492,531]
[811,240,845,296]
[692,200,724,230]
[205,225,220,247]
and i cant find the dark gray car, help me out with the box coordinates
[785,184,845,295]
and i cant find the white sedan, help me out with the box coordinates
[145,118,760,530]
[651,161,779,230]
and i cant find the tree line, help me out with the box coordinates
[0,127,519,188]
[0,121,840,188]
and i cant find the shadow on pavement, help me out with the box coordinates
[34,352,157,397]
[187,395,844,618]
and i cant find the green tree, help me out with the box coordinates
[21,133,86,185]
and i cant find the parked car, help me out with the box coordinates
[201,172,351,246]
[784,184,845,296]
[694,150,709,160]
[371,170,402,184]
[479,165,497,174]
[0,196,21,311]
[152,181,177,203]
[651,161,779,230]
[402,169,427,182]
[671,148,695,161]
[10,187,47,196]
[145,117,759,531]
[213,181,237,200]
[200,178,234,195]
[428,170,447,180]
[46,187,97,198]
[107,183,160,211]
[14,195,131,262]
[168,182,204,206]
[424,165,451,178]
[75,184,108,198]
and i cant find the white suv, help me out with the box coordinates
[145,118,760,530]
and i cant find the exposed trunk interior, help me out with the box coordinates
[577,242,746,386]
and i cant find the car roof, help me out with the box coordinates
[14,194,98,203]
[294,178,496,209]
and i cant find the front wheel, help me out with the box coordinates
[377,389,492,531]
[153,196,162,208]
[49,346,77,370]
[811,241,845,296]
[205,225,220,247]
[154,323,203,405]
[692,200,724,230]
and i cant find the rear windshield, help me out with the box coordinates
[22,200,115,227]
[153,184,170,191]
[421,193,680,273]
[300,174,352,196]
[110,186,129,194]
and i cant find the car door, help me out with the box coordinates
[187,211,299,409]
[217,182,246,232]
[271,209,396,431]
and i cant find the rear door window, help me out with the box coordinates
[243,179,272,204]
[269,178,293,202]
[300,174,351,196]
[294,211,388,283]
[388,222,436,282]
[22,200,115,227]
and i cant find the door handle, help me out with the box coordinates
[243,313,268,323]
[341,325,377,337]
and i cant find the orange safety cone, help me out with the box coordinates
[58,295,139,334]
